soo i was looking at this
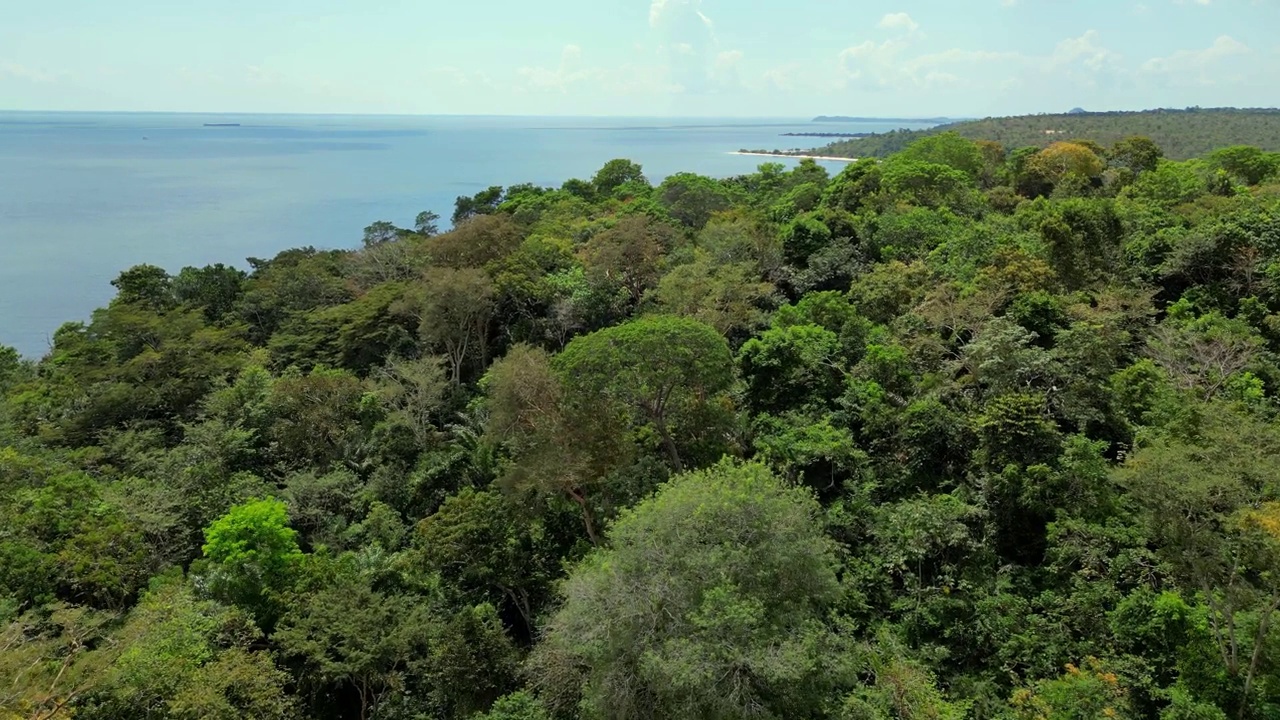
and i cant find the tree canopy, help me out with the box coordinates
[5,140,1280,720]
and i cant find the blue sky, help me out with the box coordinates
[2,0,1278,117]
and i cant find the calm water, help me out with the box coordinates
[0,112,932,357]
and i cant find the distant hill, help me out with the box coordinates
[804,107,1280,160]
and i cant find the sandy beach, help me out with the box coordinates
[731,151,858,162]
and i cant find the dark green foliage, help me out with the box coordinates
[112,264,177,311]
[173,263,247,322]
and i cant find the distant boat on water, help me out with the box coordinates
[203,123,241,127]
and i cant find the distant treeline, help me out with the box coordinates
[807,107,1280,160]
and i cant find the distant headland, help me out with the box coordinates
[203,123,241,127]
[794,107,1280,161]
[812,116,957,124]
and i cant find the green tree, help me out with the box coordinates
[838,633,971,720]
[697,212,785,280]
[96,577,296,720]
[1209,146,1280,186]
[580,215,674,306]
[878,158,977,210]
[0,604,121,718]
[1010,657,1135,720]
[738,323,845,415]
[472,692,551,720]
[401,267,497,383]
[415,487,555,633]
[414,210,442,236]
[0,344,21,390]
[199,498,303,628]
[452,186,505,224]
[652,252,774,336]
[1031,142,1107,187]
[657,172,735,229]
[362,221,402,247]
[529,460,843,720]
[1111,136,1165,174]
[429,214,524,269]
[592,159,648,198]
[112,264,176,311]
[172,263,246,323]
[265,366,371,472]
[486,344,628,544]
[553,315,734,472]
[274,572,433,720]
[898,132,985,180]
[373,354,450,447]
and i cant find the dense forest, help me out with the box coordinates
[809,108,1280,161]
[3,131,1280,720]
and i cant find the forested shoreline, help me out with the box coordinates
[3,132,1280,720]
[807,108,1280,161]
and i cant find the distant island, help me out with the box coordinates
[203,123,241,127]
[796,107,1280,160]
[812,115,956,124]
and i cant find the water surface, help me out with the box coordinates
[0,112,933,356]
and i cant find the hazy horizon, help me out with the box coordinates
[6,106,1275,120]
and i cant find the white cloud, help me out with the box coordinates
[1049,30,1120,71]
[1142,34,1249,72]
[762,63,802,91]
[836,21,1128,104]
[650,0,712,31]
[714,50,743,70]
[1140,35,1251,86]
[516,44,606,93]
[878,12,919,32]
[648,0,727,95]
[0,60,62,83]
[710,50,745,88]
[838,37,912,88]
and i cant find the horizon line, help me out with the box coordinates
[3,105,1277,119]
[0,108,960,120]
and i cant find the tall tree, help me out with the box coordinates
[402,267,497,384]
[486,344,627,544]
[529,460,843,720]
[580,216,674,306]
[552,315,734,472]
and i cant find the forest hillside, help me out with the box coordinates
[3,132,1280,720]
[808,108,1280,160]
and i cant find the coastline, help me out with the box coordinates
[731,151,857,162]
